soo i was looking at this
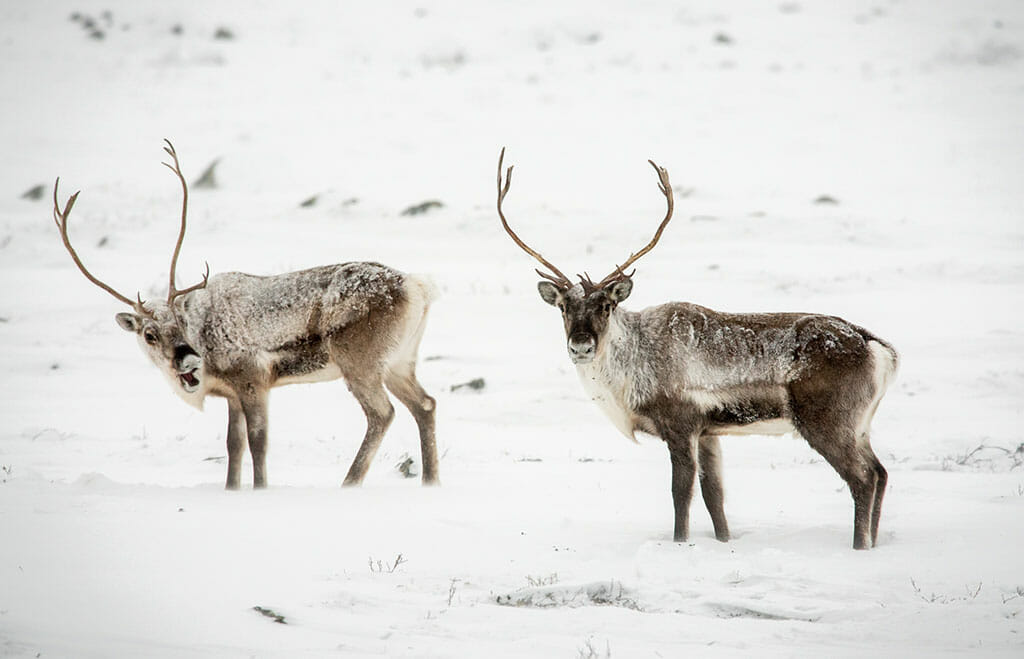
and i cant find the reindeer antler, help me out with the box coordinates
[580,159,674,294]
[496,148,573,289]
[52,178,154,317]
[161,139,209,316]
[53,140,211,322]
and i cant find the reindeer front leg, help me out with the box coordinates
[225,398,247,490]
[666,434,700,542]
[239,389,270,489]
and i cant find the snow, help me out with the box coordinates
[2,0,1023,656]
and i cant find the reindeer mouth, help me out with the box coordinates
[179,368,200,393]
[175,352,203,393]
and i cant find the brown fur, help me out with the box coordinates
[53,144,438,490]
[115,263,439,489]
[539,281,897,549]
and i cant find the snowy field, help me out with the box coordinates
[1,0,1023,656]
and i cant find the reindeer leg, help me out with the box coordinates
[342,376,395,486]
[224,397,247,490]
[239,389,270,489]
[793,417,877,550]
[385,368,439,485]
[698,434,730,542]
[790,375,883,549]
[863,445,888,547]
[665,431,700,543]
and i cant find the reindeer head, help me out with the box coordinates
[536,277,634,364]
[496,148,674,364]
[53,140,210,405]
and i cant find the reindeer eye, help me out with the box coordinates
[557,302,565,312]
[143,330,158,345]
[602,303,612,313]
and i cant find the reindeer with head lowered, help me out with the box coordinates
[53,140,439,489]
[496,149,898,549]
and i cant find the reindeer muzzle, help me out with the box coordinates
[175,353,202,393]
[568,335,597,364]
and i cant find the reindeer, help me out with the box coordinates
[495,149,898,549]
[52,140,439,489]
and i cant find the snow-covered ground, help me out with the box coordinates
[2,1,1022,656]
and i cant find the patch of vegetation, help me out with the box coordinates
[69,10,112,40]
[943,442,1024,471]
[577,637,611,659]
[369,554,407,574]
[525,573,559,587]
[394,454,418,478]
[252,606,287,624]
[400,200,443,216]
[911,578,983,604]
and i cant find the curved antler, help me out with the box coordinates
[580,159,674,294]
[52,178,153,317]
[496,148,573,289]
[161,139,209,310]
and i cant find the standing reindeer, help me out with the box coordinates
[495,149,898,549]
[52,140,439,489]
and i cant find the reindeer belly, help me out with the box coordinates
[701,387,796,437]
[269,337,342,386]
[707,417,796,436]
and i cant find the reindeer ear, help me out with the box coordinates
[115,312,142,333]
[537,281,562,306]
[606,279,633,303]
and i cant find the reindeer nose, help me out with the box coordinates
[568,335,596,362]
[174,349,201,373]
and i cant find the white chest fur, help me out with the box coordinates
[575,359,639,440]
[574,315,659,441]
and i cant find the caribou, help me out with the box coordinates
[496,149,898,549]
[52,140,439,489]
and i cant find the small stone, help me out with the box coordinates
[400,200,444,216]
[450,377,485,393]
[20,184,45,200]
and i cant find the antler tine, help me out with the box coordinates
[161,139,208,313]
[578,265,637,295]
[496,147,572,289]
[170,262,210,302]
[52,177,152,315]
[590,159,674,291]
[578,272,598,295]
[536,269,568,284]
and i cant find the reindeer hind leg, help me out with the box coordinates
[385,367,439,485]
[792,410,878,550]
[341,374,395,487]
[863,445,888,546]
[698,433,730,542]
[382,281,439,484]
